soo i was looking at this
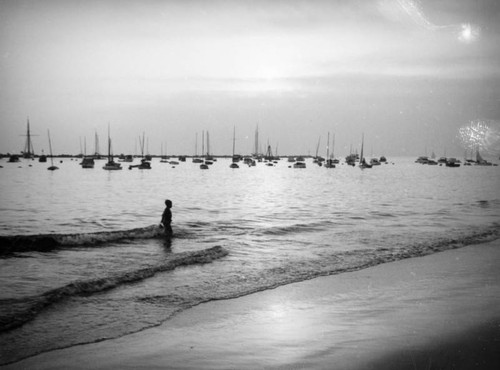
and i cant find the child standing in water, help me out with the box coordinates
[160,199,173,238]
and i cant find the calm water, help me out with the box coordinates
[0,156,499,365]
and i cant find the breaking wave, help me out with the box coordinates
[0,225,182,255]
[0,245,228,332]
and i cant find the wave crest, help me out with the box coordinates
[0,225,165,255]
[0,245,228,332]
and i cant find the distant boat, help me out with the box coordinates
[129,158,151,170]
[38,151,47,163]
[415,156,429,164]
[345,154,356,166]
[192,132,203,163]
[230,126,239,169]
[359,134,372,169]
[324,132,335,168]
[200,131,212,169]
[8,154,20,163]
[93,131,103,160]
[80,157,95,168]
[47,130,58,171]
[129,132,151,169]
[293,161,306,168]
[445,158,460,167]
[119,155,133,163]
[103,125,122,170]
[23,118,35,159]
[475,148,493,166]
[314,136,323,166]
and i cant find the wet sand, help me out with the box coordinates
[3,240,500,369]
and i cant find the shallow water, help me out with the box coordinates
[0,156,499,365]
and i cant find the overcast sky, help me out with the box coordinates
[1,0,499,157]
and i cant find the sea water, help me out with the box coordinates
[0,156,499,365]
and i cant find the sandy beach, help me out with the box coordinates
[3,240,499,370]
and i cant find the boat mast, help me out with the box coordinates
[315,136,321,158]
[206,131,210,157]
[232,126,236,157]
[195,132,198,157]
[360,133,364,163]
[332,133,335,159]
[254,125,259,157]
[94,131,100,157]
[202,130,205,158]
[326,132,330,160]
[108,124,112,162]
[23,118,34,158]
[47,130,54,166]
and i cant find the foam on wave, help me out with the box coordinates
[0,245,228,332]
[0,225,166,255]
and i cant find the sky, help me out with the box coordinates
[1,0,500,157]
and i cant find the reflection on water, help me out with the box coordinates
[0,156,499,365]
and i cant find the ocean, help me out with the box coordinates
[0,156,499,365]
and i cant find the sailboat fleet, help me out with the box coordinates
[4,120,499,169]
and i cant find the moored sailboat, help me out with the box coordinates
[324,132,335,168]
[79,137,94,168]
[475,148,493,166]
[47,130,58,171]
[23,118,35,159]
[359,133,372,169]
[229,126,239,169]
[103,125,122,170]
[129,132,151,169]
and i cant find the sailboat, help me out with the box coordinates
[230,126,239,169]
[205,131,215,163]
[160,142,169,163]
[199,131,209,169]
[93,131,102,159]
[314,136,325,166]
[359,133,372,169]
[47,130,59,171]
[475,147,493,166]
[23,118,35,159]
[129,132,151,169]
[324,132,335,168]
[103,125,122,170]
[80,137,95,168]
[192,132,203,163]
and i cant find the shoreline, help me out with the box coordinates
[2,240,500,369]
